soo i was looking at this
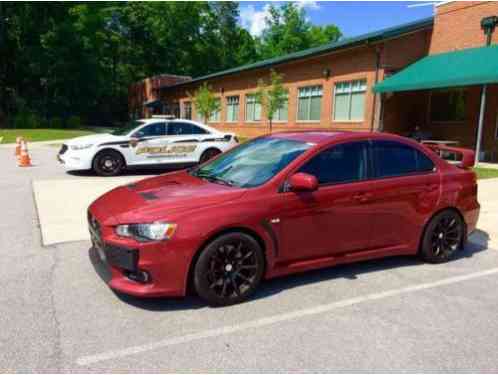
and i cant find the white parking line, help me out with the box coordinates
[76,267,498,366]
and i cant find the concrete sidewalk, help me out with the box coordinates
[33,176,151,245]
[474,178,498,247]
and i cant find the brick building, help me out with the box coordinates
[129,1,498,162]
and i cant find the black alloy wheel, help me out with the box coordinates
[420,210,464,263]
[194,232,265,306]
[93,150,125,177]
[199,148,221,164]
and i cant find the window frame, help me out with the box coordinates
[273,92,289,123]
[182,101,192,120]
[371,140,437,180]
[245,94,262,122]
[208,98,221,123]
[297,85,323,123]
[332,79,367,123]
[226,95,240,123]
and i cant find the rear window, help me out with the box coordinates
[373,141,435,178]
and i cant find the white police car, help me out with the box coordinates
[58,117,239,176]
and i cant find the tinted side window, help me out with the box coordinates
[133,122,166,138]
[189,124,208,135]
[298,142,367,184]
[373,141,434,178]
[417,151,435,172]
[167,122,208,135]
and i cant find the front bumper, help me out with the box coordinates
[58,144,93,171]
[88,211,191,298]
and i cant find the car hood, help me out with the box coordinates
[89,170,246,225]
[65,133,128,146]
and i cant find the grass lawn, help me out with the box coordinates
[0,128,96,144]
[474,167,498,179]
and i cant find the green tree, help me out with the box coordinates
[189,83,220,124]
[257,3,342,59]
[256,70,287,133]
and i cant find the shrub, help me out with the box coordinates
[66,115,82,129]
[12,111,41,129]
[50,117,63,129]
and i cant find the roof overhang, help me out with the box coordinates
[374,45,498,93]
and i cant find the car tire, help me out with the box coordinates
[420,210,464,263]
[92,150,125,177]
[199,148,221,164]
[194,232,265,306]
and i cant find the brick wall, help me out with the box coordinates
[159,29,430,138]
[128,74,191,118]
[429,1,498,54]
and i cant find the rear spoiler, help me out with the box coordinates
[422,143,475,169]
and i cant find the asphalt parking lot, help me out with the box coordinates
[1,143,498,372]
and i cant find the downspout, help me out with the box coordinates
[475,16,498,165]
[370,46,382,132]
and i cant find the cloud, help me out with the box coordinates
[295,0,321,10]
[239,4,272,37]
[239,1,321,37]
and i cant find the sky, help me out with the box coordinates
[239,1,435,38]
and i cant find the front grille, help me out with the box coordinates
[59,144,68,155]
[87,211,138,272]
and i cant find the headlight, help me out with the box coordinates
[70,143,93,150]
[115,222,177,242]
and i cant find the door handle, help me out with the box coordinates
[352,192,372,203]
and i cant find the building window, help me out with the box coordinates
[298,86,322,121]
[333,79,367,121]
[430,89,466,122]
[245,94,261,122]
[226,96,239,122]
[183,101,192,120]
[208,98,221,122]
[274,92,288,122]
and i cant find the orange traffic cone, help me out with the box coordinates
[18,140,32,167]
[15,137,23,159]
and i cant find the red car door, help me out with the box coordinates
[367,140,441,251]
[272,141,376,262]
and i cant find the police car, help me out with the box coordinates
[58,116,239,176]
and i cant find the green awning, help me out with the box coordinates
[374,45,498,93]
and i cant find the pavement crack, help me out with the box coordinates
[47,247,64,371]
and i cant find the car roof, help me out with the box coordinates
[269,130,414,146]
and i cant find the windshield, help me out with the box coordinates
[111,121,145,136]
[190,137,312,188]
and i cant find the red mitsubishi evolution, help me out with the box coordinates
[88,131,480,306]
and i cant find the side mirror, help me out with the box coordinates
[288,173,318,192]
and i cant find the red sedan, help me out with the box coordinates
[88,131,480,306]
